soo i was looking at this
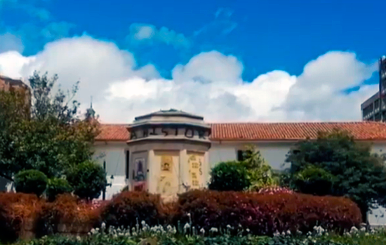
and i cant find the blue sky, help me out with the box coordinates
[1,0,384,80]
[0,0,384,122]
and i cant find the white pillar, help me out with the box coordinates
[147,150,157,193]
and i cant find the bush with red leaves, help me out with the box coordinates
[0,193,42,243]
[257,186,293,195]
[175,190,361,235]
[101,191,165,228]
[35,194,101,237]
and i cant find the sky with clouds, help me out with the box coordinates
[0,0,384,123]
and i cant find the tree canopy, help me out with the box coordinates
[285,129,386,222]
[0,72,100,181]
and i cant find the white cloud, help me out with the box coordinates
[128,23,191,49]
[0,35,378,123]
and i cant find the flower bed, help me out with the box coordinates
[0,190,363,242]
[13,225,386,245]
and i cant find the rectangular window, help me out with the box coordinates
[126,151,130,179]
[237,150,246,161]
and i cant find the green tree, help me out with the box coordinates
[208,161,251,191]
[0,72,100,181]
[285,129,386,223]
[67,160,107,201]
[240,145,278,190]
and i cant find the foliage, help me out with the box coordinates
[0,193,43,243]
[46,178,73,201]
[175,190,361,235]
[257,186,293,195]
[285,129,386,222]
[15,225,386,245]
[0,72,100,181]
[101,191,164,229]
[293,165,336,196]
[35,194,101,237]
[208,161,251,191]
[14,169,48,197]
[0,89,30,181]
[241,145,278,190]
[66,161,107,201]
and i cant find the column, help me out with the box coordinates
[147,150,157,193]
[179,149,188,193]
[204,151,210,187]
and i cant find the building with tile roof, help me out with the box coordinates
[93,109,386,225]
[95,109,386,200]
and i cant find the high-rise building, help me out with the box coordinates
[361,56,386,121]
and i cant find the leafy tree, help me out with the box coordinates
[14,169,48,197]
[0,72,100,181]
[208,161,251,191]
[285,129,386,223]
[240,145,278,190]
[66,160,107,201]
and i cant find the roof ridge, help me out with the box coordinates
[207,121,380,124]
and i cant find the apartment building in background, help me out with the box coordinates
[361,56,386,121]
[0,75,31,105]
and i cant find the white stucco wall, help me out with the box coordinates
[93,142,128,199]
[209,141,293,170]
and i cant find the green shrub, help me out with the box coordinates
[240,145,278,191]
[13,227,386,245]
[208,161,251,191]
[14,170,48,197]
[67,161,107,201]
[293,165,336,196]
[46,178,73,201]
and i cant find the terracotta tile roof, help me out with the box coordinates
[96,124,130,141]
[95,122,386,142]
[210,122,386,141]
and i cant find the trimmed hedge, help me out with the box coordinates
[101,191,165,228]
[35,194,101,237]
[14,170,48,197]
[46,178,73,202]
[0,190,362,241]
[175,190,362,235]
[0,193,43,243]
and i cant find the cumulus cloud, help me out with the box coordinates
[0,35,378,123]
[128,23,191,49]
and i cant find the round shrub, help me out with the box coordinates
[46,178,73,202]
[208,161,251,191]
[67,161,107,201]
[14,169,48,197]
[294,165,336,196]
[101,191,164,228]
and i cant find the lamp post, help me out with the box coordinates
[102,160,112,200]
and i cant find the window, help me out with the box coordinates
[237,150,246,161]
[125,151,130,179]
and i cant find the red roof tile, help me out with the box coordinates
[95,122,386,142]
[96,124,130,141]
